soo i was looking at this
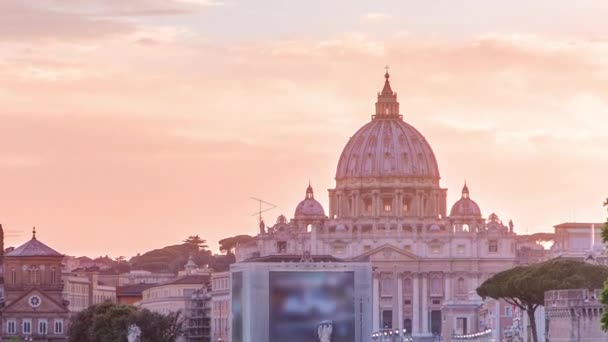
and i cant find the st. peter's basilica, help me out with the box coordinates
[235,71,544,338]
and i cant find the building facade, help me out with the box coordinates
[211,271,230,342]
[139,274,210,316]
[1,229,70,341]
[236,71,540,339]
[545,289,607,342]
[62,270,116,313]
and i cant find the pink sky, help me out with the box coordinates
[1,0,607,257]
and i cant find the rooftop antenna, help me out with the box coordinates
[250,197,277,233]
[3,229,24,238]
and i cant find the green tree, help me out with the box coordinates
[600,197,608,330]
[477,259,608,342]
[219,234,254,255]
[183,235,208,251]
[69,302,183,342]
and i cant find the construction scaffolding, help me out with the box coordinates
[184,287,212,342]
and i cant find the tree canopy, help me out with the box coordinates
[69,302,183,342]
[478,258,608,342]
[219,234,254,255]
[183,235,208,250]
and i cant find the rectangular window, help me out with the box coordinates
[431,244,441,254]
[364,198,372,213]
[489,240,498,253]
[505,307,512,317]
[54,320,64,334]
[381,277,394,296]
[11,269,16,284]
[23,319,32,334]
[7,320,16,334]
[456,317,468,335]
[457,244,465,254]
[277,241,287,254]
[39,320,48,334]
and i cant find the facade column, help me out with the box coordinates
[373,273,380,332]
[328,191,334,219]
[397,273,404,332]
[373,191,380,216]
[422,273,429,335]
[412,274,420,335]
[337,192,342,218]
[353,191,359,217]
[397,191,403,216]
[444,273,451,302]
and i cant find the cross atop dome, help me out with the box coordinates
[374,67,401,120]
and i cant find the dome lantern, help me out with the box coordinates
[462,182,470,199]
[374,67,401,120]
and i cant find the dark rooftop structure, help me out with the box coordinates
[243,254,348,263]
[5,228,62,257]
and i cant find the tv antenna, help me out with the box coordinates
[250,197,277,231]
[0,224,24,238]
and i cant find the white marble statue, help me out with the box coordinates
[317,320,333,342]
[127,324,141,342]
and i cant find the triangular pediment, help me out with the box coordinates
[2,288,69,314]
[357,243,419,261]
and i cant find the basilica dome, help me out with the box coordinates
[294,183,325,219]
[450,183,482,218]
[335,72,440,181]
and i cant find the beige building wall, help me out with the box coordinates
[211,271,231,342]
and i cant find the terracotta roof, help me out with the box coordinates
[153,274,210,287]
[116,283,155,296]
[6,238,62,257]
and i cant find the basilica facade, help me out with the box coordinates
[235,71,533,338]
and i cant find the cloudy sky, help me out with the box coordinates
[1,0,607,257]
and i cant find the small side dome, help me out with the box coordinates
[450,182,482,218]
[276,214,288,224]
[294,183,326,219]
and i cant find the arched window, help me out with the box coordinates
[364,198,373,213]
[383,198,393,212]
[27,265,40,284]
[51,267,58,283]
[403,197,411,213]
[306,224,312,233]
